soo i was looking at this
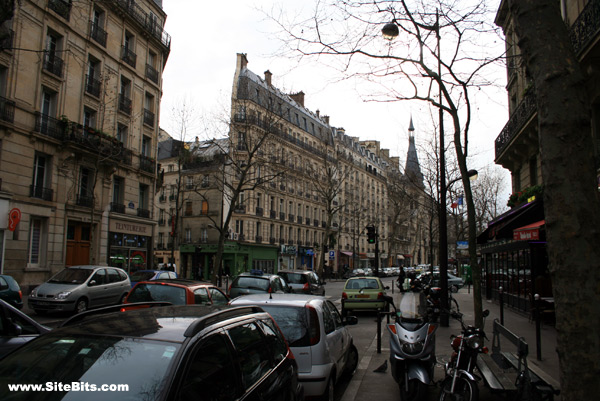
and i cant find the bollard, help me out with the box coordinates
[535,293,542,361]
[377,311,382,354]
[499,286,504,326]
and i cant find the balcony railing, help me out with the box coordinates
[48,0,71,20]
[159,194,166,203]
[270,210,276,218]
[76,194,94,208]
[110,202,125,214]
[569,0,600,56]
[43,52,63,77]
[137,208,150,218]
[30,185,53,201]
[255,236,262,243]
[0,96,15,123]
[85,74,101,97]
[145,63,159,84]
[313,220,319,227]
[269,237,276,244]
[305,218,311,225]
[234,205,246,214]
[0,29,13,51]
[118,94,132,115]
[139,155,155,174]
[89,20,107,47]
[297,215,303,223]
[108,0,171,50]
[495,91,537,158]
[143,109,155,127]
[279,212,285,221]
[255,207,264,216]
[158,218,166,226]
[35,113,64,140]
[121,46,137,68]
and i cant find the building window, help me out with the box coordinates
[144,92,155,127]
[28,217,47,266]
[185,228,192,243]
[90,7,107,46]
[142,135,151,157]
[117,123,128,146]
[83,107,96,130]
[85,56,101,97]
[185,201,193,216]
[77,167,94,207]
[43,30,63,77]
[119,76,132,114]
[112,176,124,204]
[122,31,136,67]
[235,220,244,235]
[31,153,52,200]
[200,200,208,215]
[202,175,209,187]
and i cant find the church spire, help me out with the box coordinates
[405,117,424,186]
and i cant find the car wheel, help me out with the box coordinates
[344,345,359,377]
[321,376,334,401]
[75,298,88,314]
[451,285,459,293]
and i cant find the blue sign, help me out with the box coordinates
[329,250,335,260]
[457,241,468,250]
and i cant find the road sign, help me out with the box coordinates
[329,250,335,260]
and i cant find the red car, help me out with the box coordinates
[125,279,229,306]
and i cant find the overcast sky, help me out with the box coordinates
[160,0,508,178]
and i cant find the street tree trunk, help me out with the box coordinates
[508,1,600,399]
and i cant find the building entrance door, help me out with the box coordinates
[66,222,91,266]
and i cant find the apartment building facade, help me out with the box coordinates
[479,0,599,312]
[0,0,169,287]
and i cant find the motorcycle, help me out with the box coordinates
[384,290,438,401]
[438,310,490,401]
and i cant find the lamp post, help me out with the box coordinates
[383,10,454,325]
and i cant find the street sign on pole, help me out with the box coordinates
[329,250,335,260]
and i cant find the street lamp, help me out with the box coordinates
[383,10,454,326]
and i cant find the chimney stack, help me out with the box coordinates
[236,53,248,70]
[264,70,272,86]
[290,91,305,107]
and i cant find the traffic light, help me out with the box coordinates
[367,225,376,244]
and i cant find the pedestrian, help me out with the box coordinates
[397,267,406,292]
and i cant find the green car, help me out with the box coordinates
[0,274,23,310]
[341,277,388,316]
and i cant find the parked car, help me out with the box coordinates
[229,273,291,299]
[0,299,50,358]
[0,274,23,309]
[125,279,228,306]
[230,293,358,399]
[28,265,131,315]
[0,305,303,401]
[341,276,389,316]
[129,269,178,287]
[277,270,326,295]
[417,271,465,292]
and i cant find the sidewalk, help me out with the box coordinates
[342,288,560,401]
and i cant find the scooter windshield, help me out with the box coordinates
[398,292,427,320]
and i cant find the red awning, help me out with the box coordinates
[513,220,545,241]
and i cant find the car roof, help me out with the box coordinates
[230,293,323,307]
[134,279,213,288]
[277,270,314,274]
[346,276,382,280]
[57,305,267,342]
[65,265,106,270]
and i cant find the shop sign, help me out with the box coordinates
[513,228,540,241]
[281,245,297,255]
[110,220,151,236]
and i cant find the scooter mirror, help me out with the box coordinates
[483,309,490,318]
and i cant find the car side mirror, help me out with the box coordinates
[483,309,490,318]
[344,315,358,326]
[88,280,97,287]
[8,322,23,336]
[385,286,390,290]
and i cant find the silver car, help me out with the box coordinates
[277,270,326,295]
[28,265,131,314]
[230,294,358,399]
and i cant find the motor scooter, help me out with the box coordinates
[384,290,438,401]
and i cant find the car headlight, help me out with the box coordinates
[56,291,72,300]
[30,288,38,297]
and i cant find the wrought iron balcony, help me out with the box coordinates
[255,207,264,216]
[269,237,276,244]
[107,0,171,50]
[30,185,53,201]
[118,94,132,115]
[297,215,303,223]
[145,64,159,84]
[143,109,155,127]
[89,20,107,47]
[313,220,319,227]
[76,194,94,208]
[569,0,600,56]
[495,91,537,158]
[139,155,155,174]
[0,29,13,51]
[288,214,294,222]
[48,0,71,20]
[43,52,63,77]
[121,46,137,68]
[279,212,285,220]
[305,218,311,225]
[110,202,126,214]
[35,113,64,140]
[270,210,276,218]
[85,74,101,97]
[255,236,262,243]
[137,208,150,218]
[234,204,246,214]
[0,96,15,123]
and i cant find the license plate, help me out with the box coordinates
[355,294,370,299]
[36,301,50,306]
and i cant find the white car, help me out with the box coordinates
[230,294,358,400]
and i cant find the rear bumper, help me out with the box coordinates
[298,364,331,397]
[342,299,386,311]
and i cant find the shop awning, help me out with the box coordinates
[513,220,545,241]
[397,255,405,260]
[341,251,353,257]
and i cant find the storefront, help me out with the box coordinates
[108,219,153,274]
[280,245,297,270]
[298,247,315,270]
[478,199,551,313]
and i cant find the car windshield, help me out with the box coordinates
[128,283,186,305]
[278,273,306,285]
[346,279,380,290]
[234,277,269,291]
[130,271,156,282]
[259,305,310,347]
[0,333,181,401]
[48,269,93,284]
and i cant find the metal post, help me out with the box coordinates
[377,311,382,354]
[535,293,542,361]
[499,286,504,326]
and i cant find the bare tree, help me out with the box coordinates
[271,0,503,327]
